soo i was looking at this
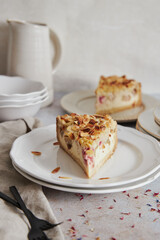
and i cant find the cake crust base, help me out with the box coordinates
[96,98,142,115]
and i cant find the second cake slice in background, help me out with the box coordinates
[95,75,142,115]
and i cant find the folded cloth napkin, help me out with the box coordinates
[0,118,64,240]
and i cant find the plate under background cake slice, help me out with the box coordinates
[95,75,142,115]
[56,113,117,178]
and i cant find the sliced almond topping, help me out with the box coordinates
[72,125,79,131]
[53,142,60,145]
[77,116,83,125]
[100,125,106,130]
[74,120,78,125]
[79,131,89,137]
[89,119,97,125]
[89,129,95,135]
[59,176,72,179]
[94,114,104,119]
[70,113,77,117]
[31,151,41,156]
[82,128,90,132]
[69,133,75,140]
[99,177,110,180]
[104,115,110,120]
[95,125,100,130]
[51,167,60,174]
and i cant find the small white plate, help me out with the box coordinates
[0,91,48,106]
[13,162,160,194]
[136,121,160,141]
[10,124,160,189]
[60,90,159,123]
[154,106,160,125]
[138,109,160,140]
[0,95,48,122]
[0,75,47,99]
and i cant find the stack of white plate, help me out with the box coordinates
[10,124,160,194]
[136,106,160,141]
[0,76,48,121]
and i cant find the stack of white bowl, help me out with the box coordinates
[0,76,48,121]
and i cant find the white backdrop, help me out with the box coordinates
[0,0,160,93]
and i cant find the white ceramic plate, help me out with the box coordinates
[13,162,160,194]
[138,109,160,140]
[10,124,160,189]
[0,75,47,99]
[0,95,48,122]
[136,121,160,141]
[154,106,160,125]
[136,121,150,135]
[0,91,48,106]
[60,90,159,122]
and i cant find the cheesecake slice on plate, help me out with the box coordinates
[56,113,117,178]
[95,75,142,115]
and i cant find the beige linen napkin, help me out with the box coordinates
[0,118,64,240]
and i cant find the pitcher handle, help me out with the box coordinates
[50,29,62,74]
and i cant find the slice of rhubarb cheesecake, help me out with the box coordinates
[95,75,142,114]
[56,113,117,178]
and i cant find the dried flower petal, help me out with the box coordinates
[75,193,84,201]
[145,189,151,192]
[151,208,156,211]
[153,192,159,197]
[109,206,114,209]
[147,204,152,207]
[67,218,72,221]
[121,212,131,215]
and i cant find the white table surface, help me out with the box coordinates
[35,89,160,240]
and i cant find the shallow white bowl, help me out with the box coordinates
[0,91,48,106]
[0,75,47,100]
[0,95,48,122]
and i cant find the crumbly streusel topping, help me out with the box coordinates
[96,75,141,93]
[57,113,117,147]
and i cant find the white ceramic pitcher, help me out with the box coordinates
[7,19,62,107]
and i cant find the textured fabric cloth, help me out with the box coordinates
[0,118,64,240]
